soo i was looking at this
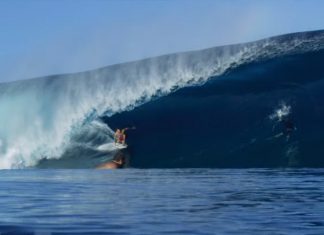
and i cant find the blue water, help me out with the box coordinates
[105,49,324,168]
[1,30,324,169]
[1,169,324,234]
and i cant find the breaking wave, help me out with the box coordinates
[1,30,324,168]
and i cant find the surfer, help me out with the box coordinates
[282,117,296,140]
[268,117,296,141]
[114,129,123,144]
[96,154,126,169]
[114,128,126,145]
[114,127,135,145]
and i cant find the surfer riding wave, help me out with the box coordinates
[114,127,136,146]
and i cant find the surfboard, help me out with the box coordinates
[97,142,127,151]
[114,143,128,149]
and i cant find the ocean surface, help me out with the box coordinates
[0,168,324,234]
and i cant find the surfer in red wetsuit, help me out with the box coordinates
[114,127,134,145]
[114,129,125,144]
[114,129,124,144]
[114,127,136,146]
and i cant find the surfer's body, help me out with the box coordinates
[114,128,127,145]
[280,118,296,140]
[114,127,135,146]
[282,118,295,136]
[270,118,296,141]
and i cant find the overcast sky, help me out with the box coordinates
[0,0,324,82]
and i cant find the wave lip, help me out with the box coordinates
[1,30,324,168]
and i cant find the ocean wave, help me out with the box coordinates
[1,30,324,168]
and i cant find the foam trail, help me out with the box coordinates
[0,31,324,168]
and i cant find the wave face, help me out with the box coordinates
[1,30,324,168]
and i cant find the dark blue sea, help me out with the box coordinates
[1,168,324,234]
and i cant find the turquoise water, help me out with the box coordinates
[0,169,324,234]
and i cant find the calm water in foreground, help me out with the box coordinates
[0,169,323,234]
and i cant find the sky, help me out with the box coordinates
[0,0,324,82]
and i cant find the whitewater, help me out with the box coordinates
[1,30,324,169]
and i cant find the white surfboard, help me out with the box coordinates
[97,142,127,152]
[114,143,128,149]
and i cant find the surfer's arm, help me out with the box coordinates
[122,127,136,132]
